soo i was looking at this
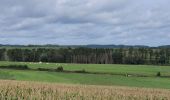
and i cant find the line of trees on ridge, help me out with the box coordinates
[0,47,169,65]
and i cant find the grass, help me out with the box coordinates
[0,61,170,76]
[0,80,170,100]
[1,61,170,89]
[0,69,170,89]
[0,71,14,80]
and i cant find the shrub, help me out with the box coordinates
[157,72,161,77]
[56,66,64,72]
[37,68,50,71]
[0,65,29,70]
[75,69,86,73]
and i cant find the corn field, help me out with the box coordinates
[0,80,170,100]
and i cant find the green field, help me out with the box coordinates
[0,61,170,89]
[0,61,170,76]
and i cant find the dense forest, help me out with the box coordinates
[0,47,170,65]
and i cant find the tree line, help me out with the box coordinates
[0,47,169,65]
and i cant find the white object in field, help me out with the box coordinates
[39,61,42,64]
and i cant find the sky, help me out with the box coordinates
[0,0,170,46]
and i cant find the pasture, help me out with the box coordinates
[1,61,170,76]
[0,61,170,89]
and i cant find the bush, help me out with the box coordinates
[37,68,50,71]
[37,67,63,72]
[156,72,161,77]
[0,65,29,70]
[56,66,64,72]
[75,69,86,73]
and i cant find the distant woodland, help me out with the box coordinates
[0,47,170,65]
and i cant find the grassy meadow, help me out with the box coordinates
[1,61,170,76]
[0,61,170,89]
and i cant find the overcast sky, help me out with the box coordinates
[0,0,170,46]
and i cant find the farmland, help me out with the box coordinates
[0,80,170,100]
[1,61,170,100]
[1,61,170,89]
[1,61,170,76]
[1,0,169,99]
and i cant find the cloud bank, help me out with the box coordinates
[0,0,170,46]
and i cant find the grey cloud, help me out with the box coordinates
[0,0,170,46]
